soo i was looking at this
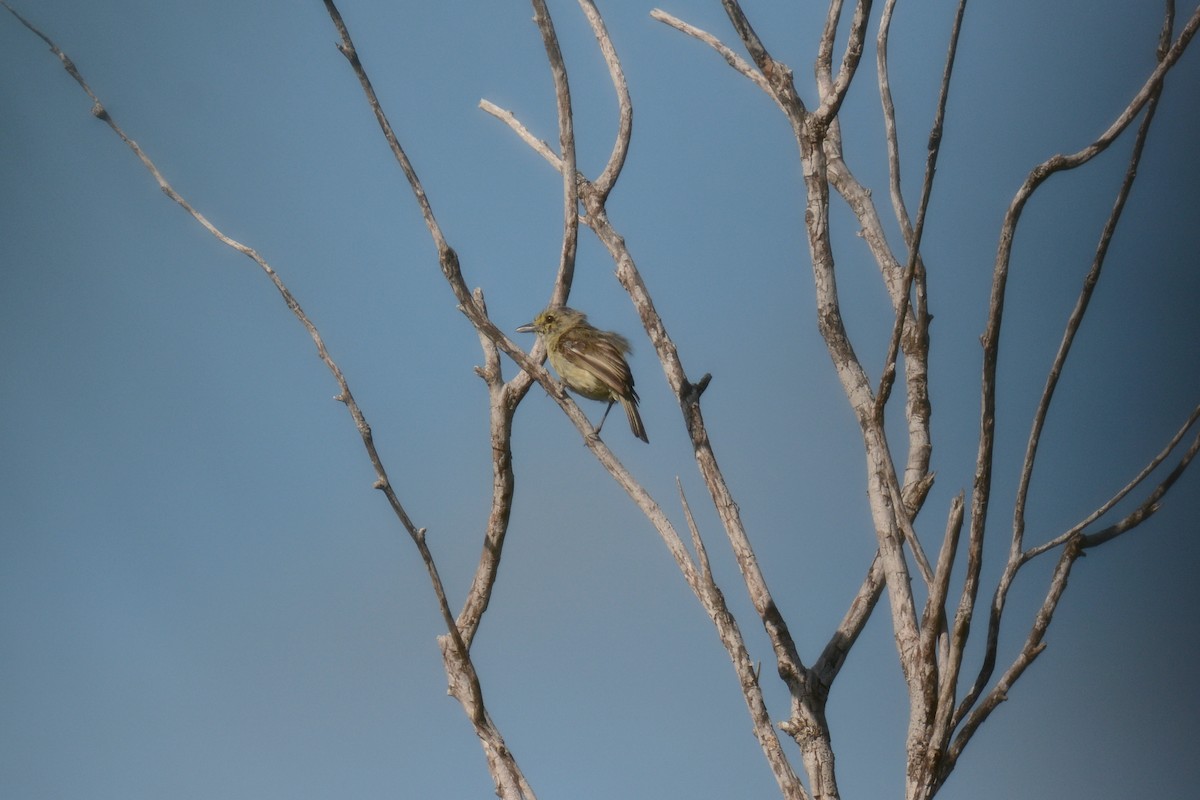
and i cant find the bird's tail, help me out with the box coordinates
[622,396,649,443]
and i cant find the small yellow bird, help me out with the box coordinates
[517,306,649,443]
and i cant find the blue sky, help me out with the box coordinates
[2,1,1198,798]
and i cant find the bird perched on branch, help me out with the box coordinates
[517,306,649,443]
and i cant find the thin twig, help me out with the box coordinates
[1026,402,1200,559]
[678,479,713,585]
[1080,427,1200,547]
[876,0,913,249]
[479,99,563,168]
[649,9,773,97]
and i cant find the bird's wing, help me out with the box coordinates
[557,332,634,395]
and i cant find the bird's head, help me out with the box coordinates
[516,306,586,336]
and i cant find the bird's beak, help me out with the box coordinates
[515,322,536,333]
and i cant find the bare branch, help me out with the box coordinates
[804,88,928,730]
[922,494,966,774]
[319,3,541,795]
[479,99,564,168]
[873,0,967,420]
[939,536,1086,790]
[955,6,1200,743]
[891,479,934,586]
[649,8,773,97]
[457,289,519,647]
[816,1,874,123]
[679,9,928,675]
[1012,35,1168,557]
[484,11,817,789]
[320,0,453,269]
[3,3,537,796]
[720,0,808,121]
[722,0,779,76]
[812,554,885,692]
[814,0,846,98]
[578,0,632,199]
[678,479,713,585]
[14,1,1196,798]
[921,494,964,655]
[481,7,816,793]
[875,0,913,247]
[482,10,821,795]
[530,0,579,308]
[581,202,811,800]
[969,3,1200,573]
[676,479,811,798]
[821,131,935,512]
[2,0,436,624]
[692,0,931,756]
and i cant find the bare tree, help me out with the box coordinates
[4,1,1198,799]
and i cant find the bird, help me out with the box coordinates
[516,306,648,443]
